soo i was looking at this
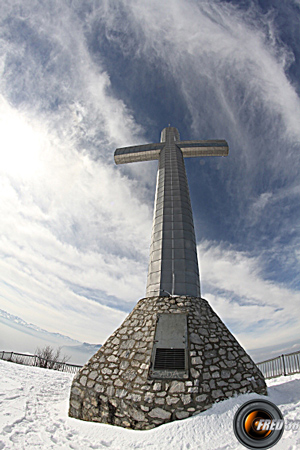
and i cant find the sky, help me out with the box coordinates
[0,0,299,362]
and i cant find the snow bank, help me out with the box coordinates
[0,360,299,449]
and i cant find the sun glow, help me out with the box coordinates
[0,97,46,178]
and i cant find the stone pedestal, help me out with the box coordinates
[69,296,267,429]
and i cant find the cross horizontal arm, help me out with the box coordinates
[114,143,164,165]
[178,140,229,158]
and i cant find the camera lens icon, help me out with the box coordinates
[233,399,284,449]
[244,410,273,439]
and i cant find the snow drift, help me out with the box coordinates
[0,360,299,449]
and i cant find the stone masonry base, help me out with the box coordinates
[69,296,267,429]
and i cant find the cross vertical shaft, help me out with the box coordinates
[147,127,200,297]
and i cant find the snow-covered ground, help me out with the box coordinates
[0,360,299,450]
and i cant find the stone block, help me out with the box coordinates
[176,411,190,419]
[191,357,201,365]
[149,408,171,420]
[79,376,87,386]
[120,339,135,349]
[71,386,82,396]
[169,381,185,393]
[89,371,98,380]
[212,389,223,399]
[115,389,127,398]
[190,333,204,344]
[70,399,81,410]
[120,360,129,370]
[188,387,199,393]
[181,394,192,405]
[212,371,220,379]
[128,407,145,422]
[166,396,180,405]
[221,370,231,379]
[94,384,104,393]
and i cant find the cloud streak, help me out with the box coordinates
[0,92,150,342]
[95,0,300,255]
[199,240,300,349]
[0,0,299,355]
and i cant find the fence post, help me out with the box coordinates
[281,354,287,376]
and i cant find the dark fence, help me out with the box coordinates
[257,350,300,379]
[0,351,82,374]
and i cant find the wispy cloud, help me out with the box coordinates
[97,0,300,252]
[199,240,300,349]
[0,92,153,341]
[0,0,299,353]
[0,0,154,342]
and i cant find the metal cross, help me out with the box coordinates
[115,126,228,297]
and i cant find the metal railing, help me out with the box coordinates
[0,351,82,374]
[257,350,300,379]
[1,349,300,379]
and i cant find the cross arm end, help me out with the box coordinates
[114,143,163,165]
[178,140,229,158]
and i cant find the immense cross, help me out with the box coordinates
[114,126,228,297]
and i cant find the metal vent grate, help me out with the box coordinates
[154,348,185,370]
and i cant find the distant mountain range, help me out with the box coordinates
[0,309,81,344]
[0,309,101,365]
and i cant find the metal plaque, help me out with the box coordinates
[149,313,189,379]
